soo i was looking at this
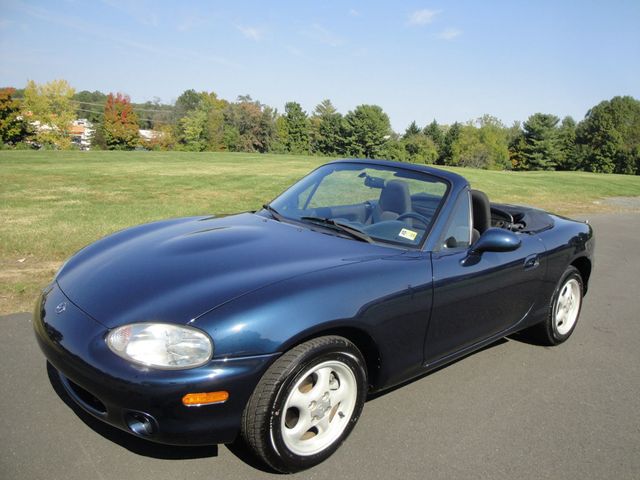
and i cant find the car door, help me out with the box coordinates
[424,189,545,365]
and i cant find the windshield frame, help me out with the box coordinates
[265,161,452,251]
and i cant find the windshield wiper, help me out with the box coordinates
[299,216,374,244]
[262,203,284,222]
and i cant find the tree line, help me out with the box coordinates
[1,79,639,175]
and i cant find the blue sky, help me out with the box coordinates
[1,0,639,131]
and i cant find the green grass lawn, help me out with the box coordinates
[1,150,639,314]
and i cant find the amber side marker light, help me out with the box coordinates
[182,391,229,406]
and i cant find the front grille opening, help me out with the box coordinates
[66,378,107,415]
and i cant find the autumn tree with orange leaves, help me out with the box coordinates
[101,93,140,150]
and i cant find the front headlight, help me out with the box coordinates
[106,323,213,369]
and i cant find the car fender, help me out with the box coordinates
[537,216,594,301]
[193,252,434,390]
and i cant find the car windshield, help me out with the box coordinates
[268,162,449,247]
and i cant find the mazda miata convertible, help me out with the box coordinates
[34,159,594,472]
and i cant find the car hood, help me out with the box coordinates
[56,213,397,328]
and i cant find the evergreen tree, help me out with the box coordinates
[403,121,421,138]
[342,104,392,158]
[310,99,343,155]
[440,122,461,165]
[423,119,444,153]
[556,116,579,170]
[521,113,561,170]
[283,101,310,154]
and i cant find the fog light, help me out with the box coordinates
[125,412,156,436]
[182,391,229,406]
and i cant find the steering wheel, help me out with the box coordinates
[397,212,430,227]
[359,200,375,224]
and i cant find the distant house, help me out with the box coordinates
[23,112,95,149]
[69,119,94,149]
[23,111,55,133]
[139,129,162,141]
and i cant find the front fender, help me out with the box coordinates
[193,253,434,390]
[538,217,594,303]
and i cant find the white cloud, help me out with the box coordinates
[236,25,264,41]
[305,23,343,47]
[408,9,441,26]
[436,28,462,40]
[349,8,360,17]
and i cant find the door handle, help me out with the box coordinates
[524,254,540,270]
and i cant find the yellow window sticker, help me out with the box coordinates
[398,228,418,241]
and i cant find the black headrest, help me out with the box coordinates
[379,180,411,215]
[470,189,491,234]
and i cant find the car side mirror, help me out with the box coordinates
[469,228,520,255]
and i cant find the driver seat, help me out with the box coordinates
[372,180,411,223]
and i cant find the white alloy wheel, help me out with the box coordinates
[280,360,358,456]
[525,265,585,346]
[241,335,367,473]
[554,278,581,335]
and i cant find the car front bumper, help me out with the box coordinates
[33,283,279,446]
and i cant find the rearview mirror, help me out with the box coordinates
[470,228,520,255]
[363,175,385,189]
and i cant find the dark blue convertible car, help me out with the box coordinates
[34,159,594,472]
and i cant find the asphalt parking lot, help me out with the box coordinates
[1,213,638,480]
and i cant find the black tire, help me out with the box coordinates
[528,266,584,346]
[241,336,367,473]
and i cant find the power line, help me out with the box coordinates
[71,99,175,113]
[73,108,175,126]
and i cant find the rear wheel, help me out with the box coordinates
[529,266,584,345]
[241,336,367,473]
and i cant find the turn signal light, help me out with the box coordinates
[182,391,229,406]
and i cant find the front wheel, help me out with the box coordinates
[529,266,584,345]
[241,336,367,473]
